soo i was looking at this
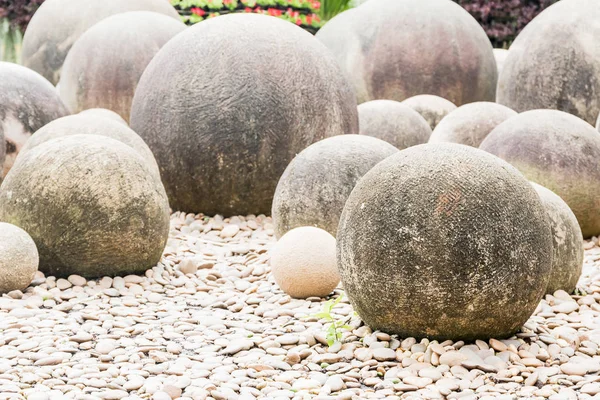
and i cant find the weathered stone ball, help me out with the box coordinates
[401,94,457,130]
[18,115,160,179]
[493,48,509,76]
[0,130,4,179]
[497,0,600,125]
[130,14,358,215]
[0,135,170,278]
[0,62,69,177]
[531,182,583,295]
[429,102,517,147]
[357,100,432,149]
[270,227,339,299]
[79,108,127,125]
[0,223,39,294]
[316,0,497,105]
[480,110,600,238]
[59,12,186,122]
[337,143,553,340]
[272,135,398,238]
[22,0,180,85]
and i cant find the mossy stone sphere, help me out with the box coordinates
[272,135,398,238]
[0,62,69,177]
[79,108,127,125]
[270,227,339,299]
[130,14,358,216]
[0,135,170,278]
[401,94,457,131]
[22,0,180,85]
[59,12,186,122]
[531,182,583,295]
[316,0,497,105]
[337,143,553,340]
[357,100,432,149]
[429,102,517,147]
[497,0,600,125]
[18,114,160,179]
[0,223,39,294]
[480,110,600,238]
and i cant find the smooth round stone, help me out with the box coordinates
[402,94,457,131]
[0,223,39,294]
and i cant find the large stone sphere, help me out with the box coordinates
[357,100,432,149]
[22,0,180,85]
[270,226,339,299]
[479,110,600,238]
[531,182,583,295]
[0,135,170,278]
[0,223,39,294]
[0,130,4,178]
[497,0,600,125]
[79,108,128,125]
[130,14,358,215]
[272,135,398,238]
[59,12,186,122]
[0,62,69,177]
[429,102,517,147]
[401,94,457,130]
[18,115,160,178]
[493,48,509,76]
[316,0,497,105]
[337,143,553,340]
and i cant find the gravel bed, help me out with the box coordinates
[1,212,600,400]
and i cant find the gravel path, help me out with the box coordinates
[1,212,600,399]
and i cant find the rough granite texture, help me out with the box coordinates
[337,143,553,340]
[0,222,39,294]
[0,135,170,278]
[401,94,457,131]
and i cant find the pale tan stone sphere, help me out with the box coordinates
[0,223,39,293]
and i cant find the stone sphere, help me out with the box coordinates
[18,114,160,179]
[272,135,398,238]
[401,94,457,130]
[0,223,39,294]
[59,12,186,122]
[497,0,600,125]
[130,14,358,215]
[429,102,517,147]
[480,110,600,238]
[493,48,509,76]
[270,227,339,299]
[531,182,583,295]
[0,135,170,278]
[337,143,553,340]
[79,108,128,125]
[316,0,497,105]
[357,100,432,149]
[22,0,180,85]
[0,62,69,177]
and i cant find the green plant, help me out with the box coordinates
[309,294,353,346]
[0,18,22,63]
[318,0,351,21]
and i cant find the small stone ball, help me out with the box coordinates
[19,114,160,179]
[357,100,432,149]
[401,95,457,130]
[531,182,583,295]
[270,227,339,299]
[429,102,517,147]
[22,0,180,85]
[0,135,170,278]
[79,108,128,125]
[337,143,553,340]
[480,110,600,238]
[272,135,398,238]
[493,48,509,76]
[59,11,186,122]
[0,223,39,294]
[0,62,69,177]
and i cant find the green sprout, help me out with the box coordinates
[309,294,353,347]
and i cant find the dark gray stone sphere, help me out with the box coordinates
[0,62,69,178]
[531,182,583,295]
[429,102,517,147]
[130,14,358,215]
[479,110,600,238]
[497,0,600,125]
[401,94,457,130]
[22,0,180,85]
[337,143,553,340]
[272,135,398,238]
[316,0,497,105]
[357,100,432,149]
[59,12,186,122]
[0,135,170,278]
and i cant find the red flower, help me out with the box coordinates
[306,15,312,24]
[312,1,320,9]
[292,10,299,18]
[295,18,302,25]
[244,6,252,12]
[224,0,232,4]
[254,6,263,12]
[191,7,206,16]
